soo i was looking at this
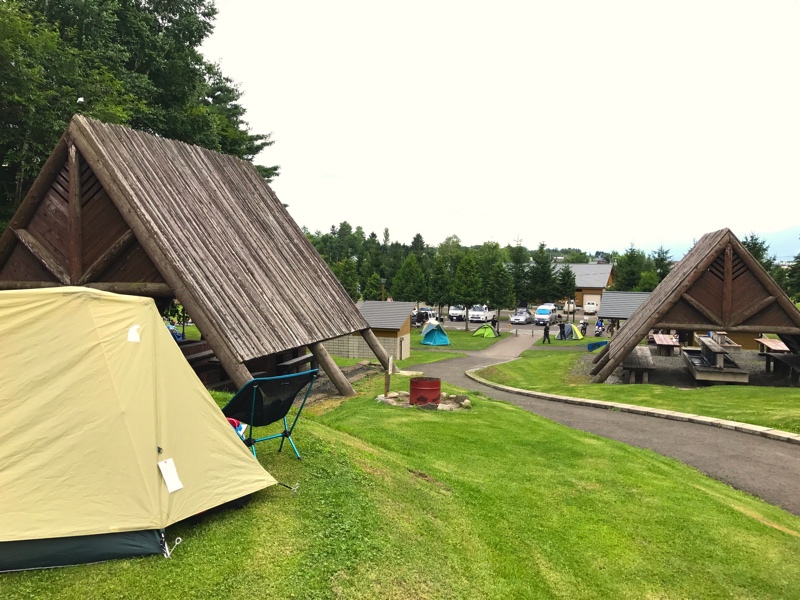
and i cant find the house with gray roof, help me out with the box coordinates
[553,263,614,310]
[325,301,415,360]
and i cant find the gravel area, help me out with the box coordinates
[573,346,790,388]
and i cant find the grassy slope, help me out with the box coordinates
[6,375,800,599]
[477,350,800,434]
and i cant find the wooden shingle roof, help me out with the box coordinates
[0,116,369,385]
[590,228,800,382]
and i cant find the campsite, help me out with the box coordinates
[2,81,800,597]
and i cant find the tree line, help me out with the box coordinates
[308,224,800,311]
[0,0,276,227]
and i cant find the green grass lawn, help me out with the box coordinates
[8,374,800,598]
[476,350,800,434]
[331,350,466,371]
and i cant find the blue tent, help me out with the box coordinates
[420,321,450,346]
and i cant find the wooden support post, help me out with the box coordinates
[360,328,399,373]
[309,342,355,397]
[68,144,82,284]
[384,356,393,396]
[228,362,255,391]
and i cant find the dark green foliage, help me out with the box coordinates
[650,245,673,281]
[556,264,576,300]
[612,245,653,291]
[506,244,529,306]
[636,271,660,292]
[1,0,277,216]
[741,232,775,272]
[391,254,426,303]
[331,259,360,302]
[362,273,383,301]
[486,260,515,314]
[427,255,451,314]
[526,243,556,304]
[450,252,482,329]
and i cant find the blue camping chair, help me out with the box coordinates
[222,370,318,460]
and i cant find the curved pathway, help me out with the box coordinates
[412,333,800,515]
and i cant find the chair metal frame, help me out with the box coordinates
[222,369,318,460]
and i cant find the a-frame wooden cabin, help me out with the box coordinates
[591,228,800,383]
[0,116,394,393]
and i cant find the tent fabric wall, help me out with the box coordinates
[420,322,450,346]
[0,287,276,570]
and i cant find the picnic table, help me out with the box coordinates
[755,337,790,354]
[622,346,655,384]
[764,353,800,385]
[652,333,679,356]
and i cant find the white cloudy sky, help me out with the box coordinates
[202,1,800,258]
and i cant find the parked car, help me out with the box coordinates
[419,307,439,321]
[468,304,490,323]
[533,304,558,326]
[510,309,533,325]
[448,305,466,321]
[584,300,599,315]
[562,300,576,314]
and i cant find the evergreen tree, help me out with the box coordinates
[650,245,673,281]
[507,244,529,307]
[741,233,776,272]
[486,260,515,319]
[556,264,576,302]
[636,271,660,292]
[362,272,383,301]
[427,255,451,316]
[527,243,556,304]
[450,252,482,330]
[391,254,426,303]
[331,259,359,302]
[612,245,652,291]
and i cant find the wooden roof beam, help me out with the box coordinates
[78,229,136,284]
[729,296,776,327]
[14,229,69,284]
[680,292,723,327]
[0,135,69,267]
[68,144,82,284]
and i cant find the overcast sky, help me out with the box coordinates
[202,1,800,259]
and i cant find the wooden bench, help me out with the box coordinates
[697,336,727,369]
[622,346,655,383]
[756,337,790,353]
[277,353,318,375]
[652,333,679,356]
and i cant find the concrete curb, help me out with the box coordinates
[465,369,800,446]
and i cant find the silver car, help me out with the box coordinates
[510,309,533,325]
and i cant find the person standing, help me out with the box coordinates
[491,314,499,336]
[543,322,551,344]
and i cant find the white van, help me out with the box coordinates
[584,301,598,315]
[533,304,557,326]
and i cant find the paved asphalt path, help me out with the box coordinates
[413,332,800,516]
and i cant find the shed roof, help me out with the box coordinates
[554,263,613,288]
[0,116,369,383]
[359,301,415,330]
[597,291,651,320]
[590,228,800,382]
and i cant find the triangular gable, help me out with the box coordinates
[0,116,371,389]
[591,228,800,382]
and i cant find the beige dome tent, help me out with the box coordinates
[0,287,276,571]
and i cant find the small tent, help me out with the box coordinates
[0,287,276,571]
[565,323,583,340]
[420,321,450,346]
[472,323,498,338]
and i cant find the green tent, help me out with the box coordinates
[472,323,498,338]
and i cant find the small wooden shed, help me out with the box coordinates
[591,228,800,383]
[325,301,415,360]
[0,116,394,394]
